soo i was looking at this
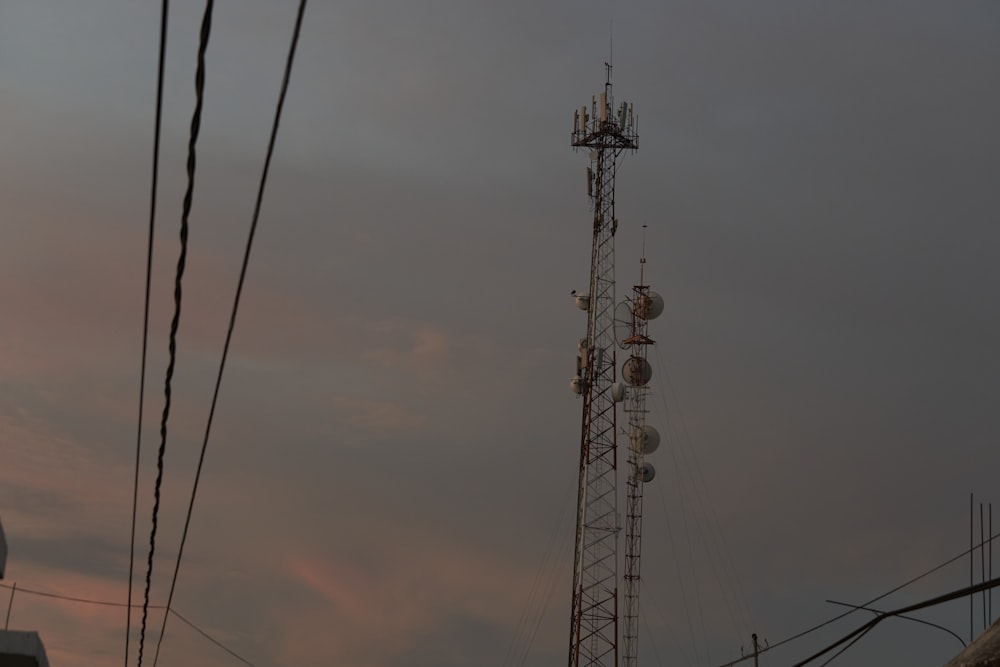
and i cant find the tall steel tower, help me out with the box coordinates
[567,63,638,667]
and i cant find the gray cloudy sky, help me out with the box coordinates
[1,1,999,666]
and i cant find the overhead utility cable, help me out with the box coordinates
[714,529,1000,667]
[816,625,875,667]
[0,582,256,667]
[151,2,308,665]
[1,581,164,610]
[137,1,214,666]
[127,2,170,666]
[825,599,966,648]
[169,608,258,667]
[791,576,1000,667]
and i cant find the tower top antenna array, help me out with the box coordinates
[566,66,638,667]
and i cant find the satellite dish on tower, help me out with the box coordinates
[623,356,652,386]
[635,291,664,320]
[631,425,660,455]
[613,301,633,349]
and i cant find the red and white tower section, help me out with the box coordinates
[567,64,638,667]
[617,261,663,667]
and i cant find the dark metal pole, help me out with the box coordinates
[4,582,14,630]
[983,503,987,631]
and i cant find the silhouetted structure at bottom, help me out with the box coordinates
[0,515,50,667]
[948,619,1000,667]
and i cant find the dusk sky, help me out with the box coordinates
[1,2,999,666]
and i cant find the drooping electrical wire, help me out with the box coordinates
[137,2,215,666]
[765,531,1000,657]
[169,609,259,667]
[2,581,166,609]
[128,3,170,667]
[790,576,1000,667]
[824,599,966,648]
[0,582,257,667]
[714,528,1000,666]
[151,2,308,665]
[816,625,875,667]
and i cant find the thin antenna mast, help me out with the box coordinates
[621,226,662,667]
[567,65,638,667]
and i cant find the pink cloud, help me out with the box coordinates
[272,518,556,666]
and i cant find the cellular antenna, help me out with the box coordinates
[567,64,638,667]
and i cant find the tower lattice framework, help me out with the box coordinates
[621,275,657,667]
[568,64,638,667]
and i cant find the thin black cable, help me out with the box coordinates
[151,2,307,665]
[825,599,966,648]
[1,581,165,609]
[790,576,1000,667]
[715,528,1000,666]
[0,582,255,667]
[128,3,169,667]
[5,582,15,630]
[168,609,259,667]
[817,625,875,667]
[774,529,1000,650]
[137,2,214,666]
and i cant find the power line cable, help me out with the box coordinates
[169,609,258,667]
[128,3,170,667]
[771,529,1000,653]
[151,2,308,665]
[137,1,214,665]
[0,582,256,667]
[1,581,164,609]
[790,576,1000,667]
[714,529,1000,667]
[816,625,874,667]
[824,599,966,648]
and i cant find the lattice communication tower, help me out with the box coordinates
[567,63,638,667]
[618,238,663,667]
